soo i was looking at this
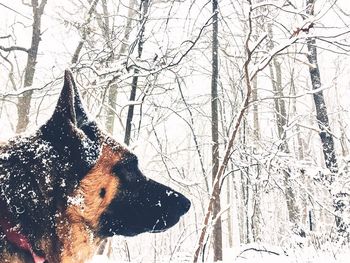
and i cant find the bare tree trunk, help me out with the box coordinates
[16,0,47,133]
[193,1,302,259]
[211,0,223,261]
[71,0,100,64]
[290,70,311,229]
[270,58,300,225]
[305,0,343,232]
[251,167,262,242]
[290,72,304,160]
[239,120,251,244]
[106,0,136,134]
[124,0,148,145]
[267,22,300,230]
[306,0,338,176]
[193,3,254,261]
[252,77,259,142]
[306,43,338,174]
[250,76,262,242]
[226,175,233,247]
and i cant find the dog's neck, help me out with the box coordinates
[0,199,47,263]
[0,207,100,263]
[55,211,100,263]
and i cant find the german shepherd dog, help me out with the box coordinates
[0,70,191,263]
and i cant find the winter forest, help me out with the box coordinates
[1,0,350,262]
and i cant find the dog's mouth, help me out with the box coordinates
[98,215,183,237]
[97,161,191,238]
[98,190,191,237]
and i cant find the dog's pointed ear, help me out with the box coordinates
[50,70,77,125]
[40,70,102,196]
[69,70,90,127]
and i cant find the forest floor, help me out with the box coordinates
[89,242,350,263]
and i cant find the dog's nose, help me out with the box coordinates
[183,197,191,213]
[176,194,191,214]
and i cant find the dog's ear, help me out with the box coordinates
[40,70,101,196]
[50,70,77,125]
[68,70,90,127]
[46,69,93,130]
[67,70,102,142]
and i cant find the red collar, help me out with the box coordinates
[0,199,47,263]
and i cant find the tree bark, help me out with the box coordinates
[305,0,342,232]
[251,77,262,242]
[290,72,304,160]
[106,0,136,134]
[124,0,148,145]
[16,0,47,133]
[306,2,338,176]
[71,0,100,64]
[306,46,338,175]
[211,0,223,261]
[267,22,300,229]
[252,77,260,142]
[270,58,300,224]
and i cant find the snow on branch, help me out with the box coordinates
[249,36,298,80]
[0,45,29,53]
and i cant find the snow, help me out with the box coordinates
[67,193,85,207]
[87,243,350,263]
[165,190,179,197]
[1,0,350,262]
[231,244,350,263]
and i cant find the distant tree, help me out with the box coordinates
[106,0,136,135]
[210,0,223,261]
[305,0,345,233]
[14,0,47,133]
[267,22,300,231]
[71,0,100,64]
[124,0,149,145]
[305,0,338,178]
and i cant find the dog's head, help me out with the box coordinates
[42,70,190,237]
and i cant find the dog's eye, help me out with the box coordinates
[113,154,138,174]
[99,188,106,198]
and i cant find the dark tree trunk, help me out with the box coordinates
[211,0,223,261]
[16,0,47,133]
[124,72,139,145]
[306,39,338,176]
[124,0,148,145]
[306,0,338,177]
[305,0,343,232]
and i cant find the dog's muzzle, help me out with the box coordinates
[98,177,191,237]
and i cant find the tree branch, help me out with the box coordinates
[238,247,280,257]
[0,45,28,53]
[193,1,253,261]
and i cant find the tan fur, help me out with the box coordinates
[0,145,124,263]
[58,145,122,263]
[0,253,29,263]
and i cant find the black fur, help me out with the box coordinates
[99,150,191,236]
[0,69,190,261]
[0,71,101,256]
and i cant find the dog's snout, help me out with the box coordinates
[172,193,191,215]
[183,197,191,213]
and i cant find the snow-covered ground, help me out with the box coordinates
[88,243,350,263]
